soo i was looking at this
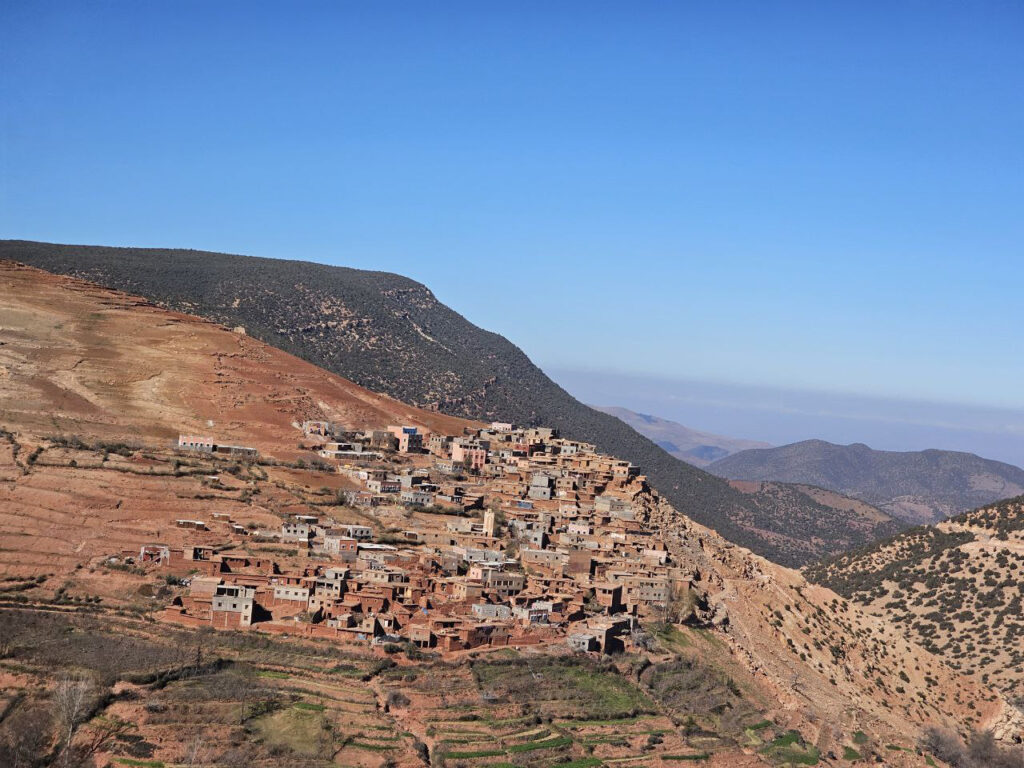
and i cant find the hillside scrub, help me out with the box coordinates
[922,727,1024,768]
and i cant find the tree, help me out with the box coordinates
[0,704,53,768]
[967,730,998,766]
[76,716,133,765]
[53,674,95,768]
[182,733,207,766]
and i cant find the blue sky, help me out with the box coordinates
[2,2,1023,445]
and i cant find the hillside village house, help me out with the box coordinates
[177,435,215,452]
[387,425,423,453]
[452,439,488,471]
[211,585,255,628]
[177,434,258,460]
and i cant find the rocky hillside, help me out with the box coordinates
[709,439,1024,524]
[804,495,1024,696]
[2,240,894,566]
[0,261,1018,762]
[727,480,905,557]
[594,405,771,466]
[639,495,1020,752]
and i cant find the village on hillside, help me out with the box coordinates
[140,421,692,655]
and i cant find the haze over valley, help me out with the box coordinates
[551,369,1024,469]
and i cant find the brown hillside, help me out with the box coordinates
[0,260,476,455]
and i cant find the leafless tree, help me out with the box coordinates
[76,715,133,765]
[53,674,95,768]
[0,617,14,659]
[182,733,207,766]
[0,704,53,768]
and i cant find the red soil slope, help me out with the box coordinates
[0,260,477,453]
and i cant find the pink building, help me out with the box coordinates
[452,442,487,471]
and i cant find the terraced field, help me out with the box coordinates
[2,594,944,767]
[0,606,429,767]
[370,633,804,767]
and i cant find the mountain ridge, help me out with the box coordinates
[594,404,771,466]
[709,438,1024,523]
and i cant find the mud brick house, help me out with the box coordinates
[595,494,634,519]
[594,582,625,613]
[272,584,311,606]
[217,553,277,575]
[428,434,454,457]
[183,545,215,562]
[214,443,259,460]
[408,624,436,648]
[586,617,634,653]
[368,430,397,451]
[321,533,358,560]
[521,548,568,573]
[604,572,672,615]
[301,421,333,438]
[139,544,170,564]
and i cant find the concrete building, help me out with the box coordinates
[339,525,373,540]
[387,426,423,453]
[528,473,555,500]
[452,440,487,471]
[211,585,255,628]
[567,632,599,652]
[471,603,513,620]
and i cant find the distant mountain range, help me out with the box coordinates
[594,406,771,467]
[708,439,1024,523]
[0,240,904,566]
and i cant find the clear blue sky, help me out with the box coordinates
[3,2,1023,412]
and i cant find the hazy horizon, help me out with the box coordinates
[547,366,1024,468]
